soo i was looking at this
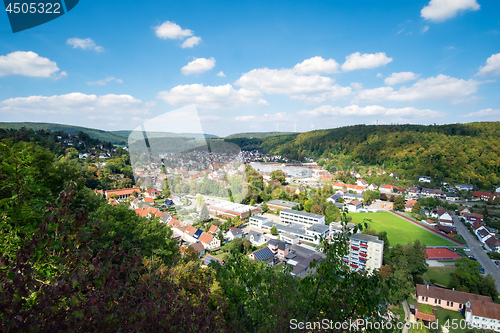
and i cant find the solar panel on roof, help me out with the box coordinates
[254,247,274,261]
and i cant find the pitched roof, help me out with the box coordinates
[209,225,219,233]
[189,242,205,253]
[416,284,492,305]
[416,311,436,322]
[199,232,214,245]
[202,254,223,265]
[228,228,243,236]
[251,247,275,262]
[469,299,500,320]
[485,236,500,248]
[185,225,197,236]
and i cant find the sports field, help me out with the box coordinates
[349,212,455,246]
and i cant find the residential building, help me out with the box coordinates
[98,187,141,199]
[246,230,266,246]
[344,234,383,273]
[208,224,220,234]
[199,232,221,250]
[248,247,275,265]
[202,254,224,266]
[419,176,432,183]
[465,300,500,331]
[416,284,492,312]
[226,227,244,241]
[346,200,363,212]
[473,191,496,201]
[327,192,343,203]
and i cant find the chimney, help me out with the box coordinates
[427,285,429,290]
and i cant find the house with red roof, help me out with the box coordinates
[199,232,221,250]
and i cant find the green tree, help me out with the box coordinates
[411,201,422,215]
[270,169,286,185]
[362,190,377,205]
[262,202,268,212]
[304,199,314,212]
[310,205,323,215]
[270,225,278,236]
[199,202,210,222]
[393,196,405,211]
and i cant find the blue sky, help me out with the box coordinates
[0,0,499,136]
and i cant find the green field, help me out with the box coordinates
[422,266,456,287]
[350,212,456,246]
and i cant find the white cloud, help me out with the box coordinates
[87,77,124,86]
[157,84,268,109]
[154,21,193,39]
[422,25,430,33]
[67,38,104,52]
[421,0,480,22]
[181,36,202,48]
[477,53,500,77]
[460,108,500,118]
[356,74,480,102]
[341,52,393,72]
[293,56,339,74]
[235,68,351,102]
[0,93,148,116]
[0,51,63,78]
[298,104,445,120]
[376,73,383,78]
[384,72,419,85]
[216,71,226,77]
[181,57,216,75]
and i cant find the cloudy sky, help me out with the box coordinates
[0,0,499,136]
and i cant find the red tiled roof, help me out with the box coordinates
[469,299,500,320]
[105,187,141,196]
[416,311,436,322]
[426,248,461,260]
[209,225,219,233]
[199,232,213,245]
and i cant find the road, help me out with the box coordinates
[453,215,500,293]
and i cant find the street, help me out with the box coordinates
[453,215,500,293]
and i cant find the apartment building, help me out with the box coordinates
[344,233,383,273]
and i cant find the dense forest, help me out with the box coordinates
[254,122,500,190]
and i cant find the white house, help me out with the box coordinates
[199,232,221,250]
[465,300,500,332]
[346,200,363,212]
[226,227,244,241]
[247,230,266,246]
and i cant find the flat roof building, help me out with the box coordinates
[208,200,261,218]
[266,199,300,211]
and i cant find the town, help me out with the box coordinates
[96,146,500,332]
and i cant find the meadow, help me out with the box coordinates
[349,212,456,247]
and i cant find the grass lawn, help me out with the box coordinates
[422,266,456,287]
[419,303,470,333]
[350,212,456,246]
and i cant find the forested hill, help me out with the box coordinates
[0,122,128,145]
[259,122,500,188]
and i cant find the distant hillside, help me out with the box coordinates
[259,122,500,188]
[225,131,295,139]
[114,130,218,143]
[0,122,128,145]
